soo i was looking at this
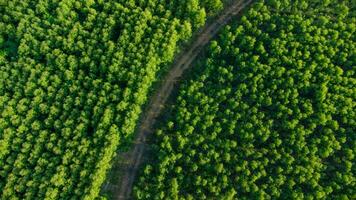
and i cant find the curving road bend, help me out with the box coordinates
[108,0,253,199]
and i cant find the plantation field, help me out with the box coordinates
[134,0,355,199]
[0,0,224,199]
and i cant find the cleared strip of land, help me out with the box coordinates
[106,0,253,199]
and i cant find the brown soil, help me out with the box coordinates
[105,1,253,199]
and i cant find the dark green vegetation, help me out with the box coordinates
[0,0,224,199]
[134,0,356,199]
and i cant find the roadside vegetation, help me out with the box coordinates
[134,0,355,199]
[0,0,224,199]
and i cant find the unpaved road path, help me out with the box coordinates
[109,0,253,199]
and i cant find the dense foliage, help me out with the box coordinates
[134,0,356,199]
[0,0,224,199]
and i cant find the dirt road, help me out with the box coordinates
[109,0,253,199]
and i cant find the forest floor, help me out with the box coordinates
[102,0,253,199]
